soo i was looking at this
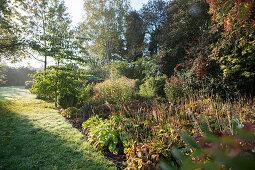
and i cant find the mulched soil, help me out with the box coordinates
[102,149,126,170]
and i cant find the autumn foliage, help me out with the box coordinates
[207,0,255,38]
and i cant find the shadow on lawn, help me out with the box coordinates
[0,101,115,170]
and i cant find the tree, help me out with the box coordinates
[24,0,52,71]
[0,65,6,85]
[159,0,211,75]
[0,0,26,61]
[139,0,211,76]
[1,66,36,86]
[82,0,130,64]
[125,11,145,62]
[24,0,85,106]
[45,0,81,65]
[140,0,170,56]
[207,0,255,95]
[25,0,79,71]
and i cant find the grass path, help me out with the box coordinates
[0,86,116,169]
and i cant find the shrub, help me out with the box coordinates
[109,57,161,83]
[109,61,134,80]
[30,66,93,107]
[57,93,78,109]
[173,40,227,97]
[139,77,156,98]
[175,61,225,97]
[93,77,136,104]
[30,73,56,99]
[78,83,94,106]
[25,81,33,89]
[164,75,184,102]
[139,75,167,99]
[61,107,81,119]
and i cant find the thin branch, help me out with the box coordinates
[24,51,44,62]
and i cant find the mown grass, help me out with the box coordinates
[0,86,116,169]
[0,86,35,100]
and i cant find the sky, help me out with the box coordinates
[65,0,149,26]
[3,0,149,68]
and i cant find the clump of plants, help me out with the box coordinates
[58,93,78,109]
[78,83,94,106]
[93,77,136,104]
[139,75,167,99]
[61,107,81,119]
[164,75,184,102]
[82,115,128,155]
[80,94,254,169]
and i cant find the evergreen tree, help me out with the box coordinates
[125,11,145,62]
[140,0,170,56]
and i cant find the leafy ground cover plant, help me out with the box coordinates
[82,116,128,155]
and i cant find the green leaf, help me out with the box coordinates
[171,147,186,162]
[220,136,235,144]
[94,141,102,149]
[160,161,177,170]
[230,155,255,170]
[237,129,255,142]
[109,143,117,154]
[181,133,201,149]
[205,134,221,144]
[201,122,212,135]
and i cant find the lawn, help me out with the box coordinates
[0,86,35,100]
[0,86,116,169]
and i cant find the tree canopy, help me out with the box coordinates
[0,0,254,95]
[0,0,25,61]
[82,0,130,64]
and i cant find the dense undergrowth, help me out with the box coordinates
[79,94,255,169]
